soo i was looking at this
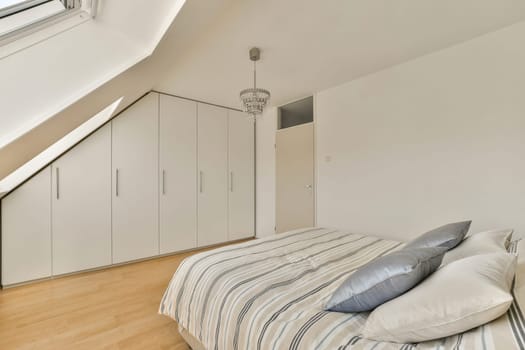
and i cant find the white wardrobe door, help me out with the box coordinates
[112,92,159,263]
[197,103,228,246]
[159,95,197,254]
[228,110,255,240]
[51,124,112,275]
[1,168,52,286]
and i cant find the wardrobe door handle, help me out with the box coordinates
[199,171,203,193]
[230,171,233,192]
[115,169,119,197]
[162,170,166,195]
[56,167,60,200]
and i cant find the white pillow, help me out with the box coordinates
[362,252,517,343]
[441,229,513,266]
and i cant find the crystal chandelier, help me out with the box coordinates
[240,47,271,116]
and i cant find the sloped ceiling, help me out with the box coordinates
[0,0,187,149]
[0,0,234,180]
[1,0,525,182]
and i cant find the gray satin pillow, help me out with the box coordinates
[404,221,472,250]
[324,247,447,313]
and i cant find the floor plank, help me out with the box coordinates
[0,242,245,349]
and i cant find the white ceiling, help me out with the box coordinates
[156,0,525,109]
[1,0,525,182]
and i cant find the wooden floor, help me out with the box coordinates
[0,244,238,350]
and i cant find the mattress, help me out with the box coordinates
[159,227,525,349]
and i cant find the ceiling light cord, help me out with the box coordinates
[253,60,257,90]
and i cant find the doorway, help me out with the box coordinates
[275,97,314,233]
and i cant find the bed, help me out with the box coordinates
[159,227,525,349]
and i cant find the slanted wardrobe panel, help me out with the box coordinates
[1,168,52,286]
[197,103,229,246]
[159,95,197,254]
[51,124,112,275]
[112,92,159,263]
[228,110,255,240]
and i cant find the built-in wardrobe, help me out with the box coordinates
[1,92,255,287]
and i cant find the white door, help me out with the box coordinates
[228,110,255,240]
[1,168,52,285]
[197,103,228,246]
[51,124,112,275]
[159,95,197,254]
[276,123,315,233]
[112,92,159,263]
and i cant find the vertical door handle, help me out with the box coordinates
[115,169,119,197]
[230,171,234,192]
[199,171,203,193]
[162,170,166,195]
[55,167,60,200]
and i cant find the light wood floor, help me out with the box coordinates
[0,243,241,350]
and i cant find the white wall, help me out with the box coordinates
[256,107,277,237]
[256,21,525,241]
[315,21,525,241]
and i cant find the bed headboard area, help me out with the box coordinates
[315,22,525,242]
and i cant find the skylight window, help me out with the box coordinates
[0,0,33,11]
[0,0,80,37]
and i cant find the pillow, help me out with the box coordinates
[362,252,517,343]
[441,229,513,266]
[404,221,471,250]
[324,247,447,313]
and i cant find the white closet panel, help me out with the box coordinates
[197,103,228,246]
[51,124,112,275]
[1,168,52,286]
[112,92,159,263]
[1,92,257,287]
[159,95,197,254]
[228,110,255,240]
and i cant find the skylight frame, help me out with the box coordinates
[0,0,82,41]
[0,0,50,18]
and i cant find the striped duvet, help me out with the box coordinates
[159,228,525,350]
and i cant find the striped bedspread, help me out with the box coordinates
[159,228,525,350]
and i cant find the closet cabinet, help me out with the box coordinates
[197,103,229,246]
[159,95,197,254]
[228,111,255,240]
[1,168,52,286]
[112,92,159,263]
[1,92,256,287]
[51,124,112,275]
